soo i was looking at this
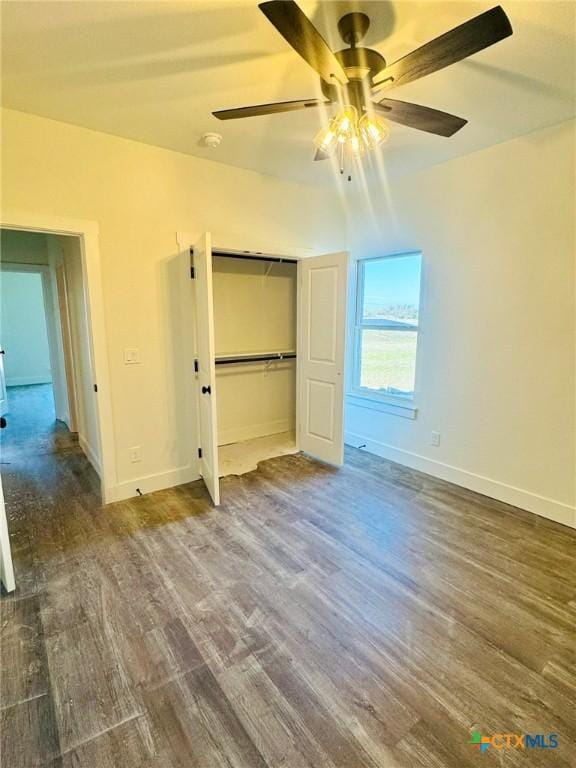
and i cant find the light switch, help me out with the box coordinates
[124,348,140,364]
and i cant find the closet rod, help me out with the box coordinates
[212,251,298,265]
[215,352,297,366]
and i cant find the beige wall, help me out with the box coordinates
[213,257,296,445]
[0,108,346,497]
[346,119,575,526]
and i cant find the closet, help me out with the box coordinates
[213,251,298,478]
[187,232,348,506]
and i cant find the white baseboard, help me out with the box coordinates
[105,465,200,504]
[219,419,292,447]
[6,376,52,386]
[78,433,101,477]
[345,431,576,530]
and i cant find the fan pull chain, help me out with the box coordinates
[337,143,353,182]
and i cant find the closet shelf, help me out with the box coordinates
[213,251,298,265]
[215,352,296,366]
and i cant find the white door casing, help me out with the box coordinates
[0,350,7,417]
[0,474,15,593]
[298,251,349,466]
[193,233,220,506]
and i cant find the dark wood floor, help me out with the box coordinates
[1,388,575,766]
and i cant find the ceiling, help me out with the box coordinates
[2,1,575,186]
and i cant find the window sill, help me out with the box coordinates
[346,392,418,420]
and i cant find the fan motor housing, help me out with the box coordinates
[321,47,387,105]
[337,12,370,46]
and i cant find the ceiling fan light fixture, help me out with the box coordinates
[348,133,366,157]
[359,113,389,149]
[315,105,361,157]
[314,124,338,154]
[332,105,358,142]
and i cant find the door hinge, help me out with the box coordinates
[93,384,98,393]
[190,266,195,279]
[194,359,199,373]
[198,448,202,459]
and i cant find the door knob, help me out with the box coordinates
[201,385,211,395]
[0,417,6,429]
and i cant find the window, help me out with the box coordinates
[352,253,422,401]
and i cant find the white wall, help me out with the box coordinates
[346,119,575,527]
[0,228,53,387]
[0,270,52,386]
[0,108,347,500]
[213,258,296,444]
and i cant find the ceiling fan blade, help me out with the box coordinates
[373,99,467,137]
[372,6,512,94]
[314,148,330,161]
[259,0,349,85]
[213,98,327,120]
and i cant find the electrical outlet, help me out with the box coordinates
[129,446,141,463]
[430,431,441,447]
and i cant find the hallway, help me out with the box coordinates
[0,384,77,466]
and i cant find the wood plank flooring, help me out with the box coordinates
[1,391,575,766]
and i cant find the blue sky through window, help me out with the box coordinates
[362,254,422,323]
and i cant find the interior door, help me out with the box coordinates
[0,473,15,593]
[55,265,78,431]
[0,349,7,417]
[298,251,349,466]
[193,233,220,505]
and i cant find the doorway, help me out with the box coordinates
[0,228,99,469]
[187,232,349,507]
[0,215,115,592]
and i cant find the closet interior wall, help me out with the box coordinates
[212,255,297,447]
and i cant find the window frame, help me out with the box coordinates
[350,251,422,407]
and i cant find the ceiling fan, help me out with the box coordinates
[212,1,513,168]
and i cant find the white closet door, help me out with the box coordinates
[193,233,220,506]
[0,474,15,593]
[298,251,349,466]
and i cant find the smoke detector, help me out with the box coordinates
[202,132,222,148]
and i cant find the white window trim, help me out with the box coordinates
[348,251,422,416]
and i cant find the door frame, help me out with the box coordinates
[0,210,117,502]
[176,230,310,477]
[0,474,15,593]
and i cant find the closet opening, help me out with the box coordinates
[212,251,299,477]
[189,231,348,506]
